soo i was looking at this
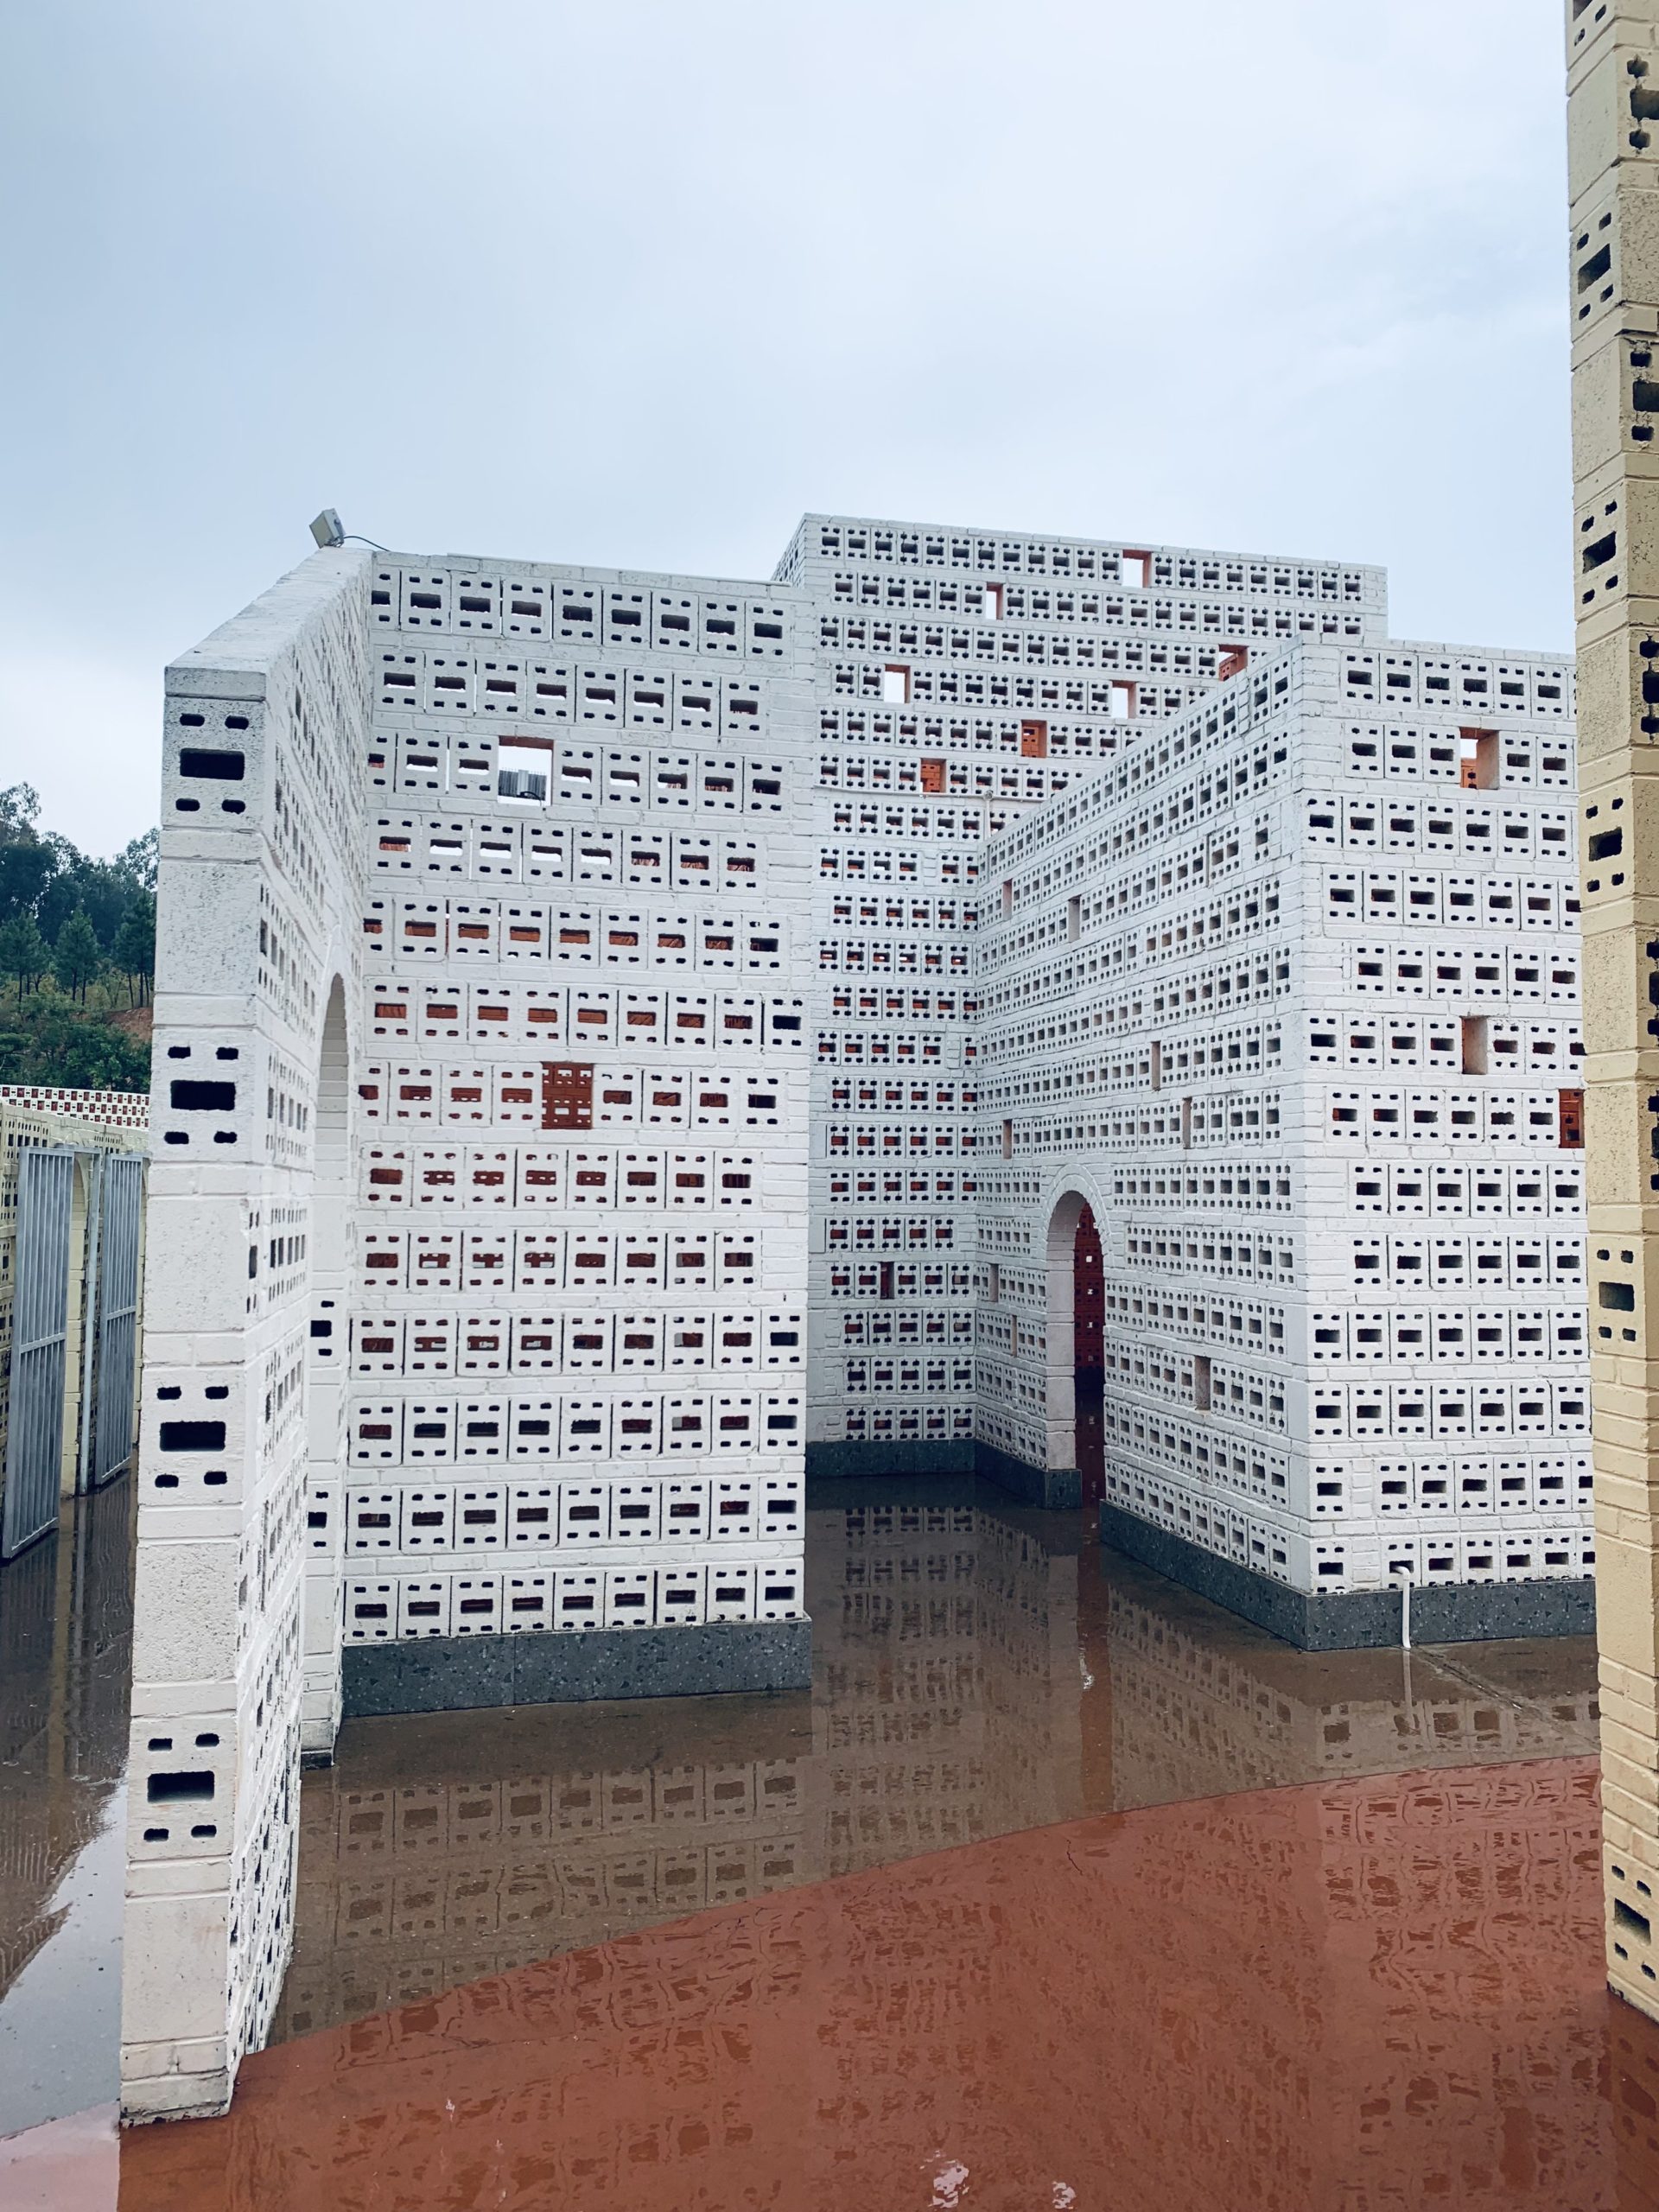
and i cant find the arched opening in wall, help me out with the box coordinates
[310,979,350,1365]
[1044,1188,1103,1510]
[299,976,351,1758]
[1073,1203,1104,1506]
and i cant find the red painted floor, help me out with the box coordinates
[10,1751,1659,2209]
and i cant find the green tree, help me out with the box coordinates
[0,785,41,837]
[0,912,48,997]
[0,784,54,928]
[35,1009,149,1090]
[38,843,132,948]
[118,829,158,893]
[0,839,54,925]
[111,891,156,1006]
[52,906,102,1003]
[0,993,149,1090]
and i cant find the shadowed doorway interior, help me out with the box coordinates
[1074,1201,1103,1507]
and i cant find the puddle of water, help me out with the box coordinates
[0,1794,126,2134]
[270,1482,1599,2045]
[110,1752,1642,2212]
[0,1478,134,2136]
[0,1470,1606,2166]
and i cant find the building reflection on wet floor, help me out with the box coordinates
[265,1483,1602,2050]
[0,1478,133,2140]
[10,1421,1659,2208]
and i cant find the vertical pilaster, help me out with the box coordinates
[120,549,369,2119]
[1568,0,1659,2018]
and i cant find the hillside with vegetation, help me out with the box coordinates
[0,783,155,1093]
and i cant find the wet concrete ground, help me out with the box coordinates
[0,1479,132,2136]
[115,1751,1651,2212]
[0,1432,1626,2205]
[270,1479,1599,2047]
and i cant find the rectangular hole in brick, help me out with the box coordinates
[1458,727,1498,789]
[147,1770,215,1803]
[158,1421,226,1452]
[1617,1899,1653,1942]
[179,749,245,781]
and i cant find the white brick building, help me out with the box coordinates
[121,515,1587,2119]
[124,549,814,2120]
[779,516,1391,1479]
[975,635,1588,1644]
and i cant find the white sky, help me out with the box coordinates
[0,0,1570,855]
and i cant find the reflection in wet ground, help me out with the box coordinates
[0,1480,133,2136]
[0,1459,1628,2185]
[111,1752,1659,2212]
[270,1478,1600,2044]
[0,1463,1611,2202]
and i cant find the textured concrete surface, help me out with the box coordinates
[341,1618,813,1716]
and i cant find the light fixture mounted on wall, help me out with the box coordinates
[309,508,388,552]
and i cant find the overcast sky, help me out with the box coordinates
[0,1,1568,855]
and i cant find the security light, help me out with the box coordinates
[309,508,345,549]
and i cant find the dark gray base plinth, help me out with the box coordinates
[1098,1503,1596,1650]
[806,1439,975,1480]
[973,1441,1081,1511]
[342,1617,812,1719]
[805,1438,1079,1510]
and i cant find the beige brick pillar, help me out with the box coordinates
[1569,0,1659,2018]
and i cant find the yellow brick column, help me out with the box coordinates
[1570,0,1659,2018]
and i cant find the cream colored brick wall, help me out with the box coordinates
[1567,0,1659,2022]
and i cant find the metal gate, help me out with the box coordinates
[2,1146,77,1558]
[86,1152,143,1490]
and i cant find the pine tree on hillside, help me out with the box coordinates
[111,891,156,1006]
[0,912,48,997]
[52,906,102,1003]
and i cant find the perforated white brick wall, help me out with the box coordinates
[123,548,813,2121]
[781,514,1392,1459]
[124,509,1586,2124]
[335,557,813,1664]
[124,549,372,2120]
[976,636,1587,1597]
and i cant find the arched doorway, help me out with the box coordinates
[312,976,350,1277]
[302,977,351,1755]
[1072,1203,1104,1506]
[1042,1187,1104,1509]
